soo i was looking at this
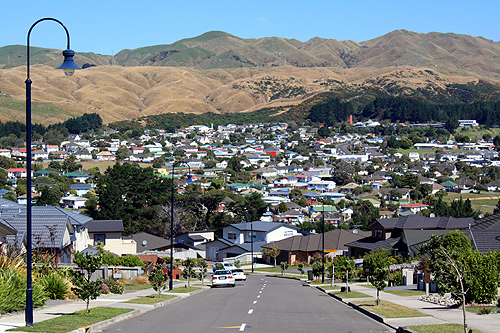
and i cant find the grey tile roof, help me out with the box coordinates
[471,213,500,230]
[345,237,399,252]
[464,229,500,253]
[131,232,170,251]
[375,215,474,231]
[87,220,124,233]
[230,221,299,233]
[6,215,71,249]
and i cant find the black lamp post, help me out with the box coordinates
[169,161,192,291]
[322,201,325,283]
[25,18,80,327]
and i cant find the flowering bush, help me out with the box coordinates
[100,283,110,294]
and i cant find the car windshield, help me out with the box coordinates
[214,270,231,275]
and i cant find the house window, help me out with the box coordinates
[94,234,106,246]
[284,230,293,237]
[374,229,384,239]
[228,232,236,240]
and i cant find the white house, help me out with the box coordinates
[61,195,88,210]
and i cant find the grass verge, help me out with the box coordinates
[167,286,200,293]
[384,289,426,297]
[353,300,429,318]
[334,291,371,299]
[409,323,485,333]
[319,285,341,291]
[123,283,152,291]
[466,306,500,314]
[9,307,132,333]
[123,294,176,305]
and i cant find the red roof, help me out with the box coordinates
[7,168,27,172]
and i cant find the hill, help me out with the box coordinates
[1,30,500,125]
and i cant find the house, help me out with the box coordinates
[96,151,116,161]
[205,221,299,261]
[64,172,90,183]
[7,168,31,179]
[175,231,215,247]
[71,183,92,196]
[86,220,136,256]
[400,203,428,214]
[61,195,88,210]
[261,229,369,265]
[32,150,49,160]
[131,232,171,252]
[0,219,16,246]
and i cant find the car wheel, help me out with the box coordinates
[231,284,235,287]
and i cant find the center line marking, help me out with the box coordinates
[240,323,246,332]
[257,295,261,298]
[248,309,254,314]
[253,301,257,304]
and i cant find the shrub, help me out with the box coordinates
[40,272,70,300]
[100,283,110,294]
[0,269,47,313]
[131,274,150,285]
[388,270,403,286]
[102,279,124,294]
[477,307,492,315]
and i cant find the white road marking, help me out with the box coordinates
[240,323,246,331]
[253,301,257,304]
[259,290,262,293]
[257,295,261,298]
[248,309,254,314]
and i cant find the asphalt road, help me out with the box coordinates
[102,275,393,333]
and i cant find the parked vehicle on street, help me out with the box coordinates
[232,268,246,281]
[212,262,237,272]
[212,270,235,288]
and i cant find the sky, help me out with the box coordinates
[2,0,500,55]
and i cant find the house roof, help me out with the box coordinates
[262,229,368,252]
[87,220,124,233]
[345,236,399,252]
[464,229,500,253]
[374,215,474,231]
[131,232,171,251]
[471,213,500,230]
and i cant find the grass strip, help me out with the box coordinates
[319,285,341,291]
[123,283,152,291]
[409,323,485,333]
[334,291,371,298]
[123,294,176,305]
[353,300,429,318]
[384,289,426,297]
[9,307,132,333]
[166,286,200,293]
[466,306,499,314]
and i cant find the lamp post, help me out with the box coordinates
[250,215,254,273]
[169,161,192,291]
[25,18,80,327]
[322,201,325,283]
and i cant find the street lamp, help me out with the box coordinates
[322,201,325,283]
[25,18,80,327]
[169,161,193,291]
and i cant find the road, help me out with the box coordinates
[102,275,393,333]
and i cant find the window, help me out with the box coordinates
[374,229,384,239]
[94,234,106,246]
[228,232,236,240]
[284,230,293,237]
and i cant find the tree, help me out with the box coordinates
[311,260,323,280]
[196,258,208,284]
[278,202,288,213]
[35,184,63,207]
[262,244,281,267]
[331,161,355,186]
[148,263,169,297]
[280,261,289,275]
[70,251,103,314]
[182,257,197,288]
[363,249,390,305]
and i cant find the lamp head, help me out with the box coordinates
[186,174,194,183]
[57,49,80,76]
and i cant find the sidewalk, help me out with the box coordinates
[0,282,209,333]
[347,284,499,333]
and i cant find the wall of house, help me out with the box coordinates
[88,232,136,255]
[265,227,298,243]
[74,226,90,252]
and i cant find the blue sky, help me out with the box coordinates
[2,1,499,55]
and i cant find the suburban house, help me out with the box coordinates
[261,229,369,265]
[205,221,300,261]
[131,232,171,252]
[345,215,475,258]
[87,220,136,256]
[175,231,215,247]
[61,195,88,210]
[0,219,16,246]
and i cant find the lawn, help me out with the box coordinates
[123,283,152,291]
[409,323,485,333]
[384,289,427,297]
[353,300,429,318]
[334,291,371,299]
[466,306,500,314]
[166,286,200,293]
[123,294,176,305]
[440,192,500,214]
[9,307,132,333]
[252,265,298,273]
[319,285,341,291]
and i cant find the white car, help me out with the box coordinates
[211,270,235,288]
[232,268,247,281]
[212,262,237,272]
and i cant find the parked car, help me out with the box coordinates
[212,270,235,288]
[212,262,237,272]
[232,268,246,281]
